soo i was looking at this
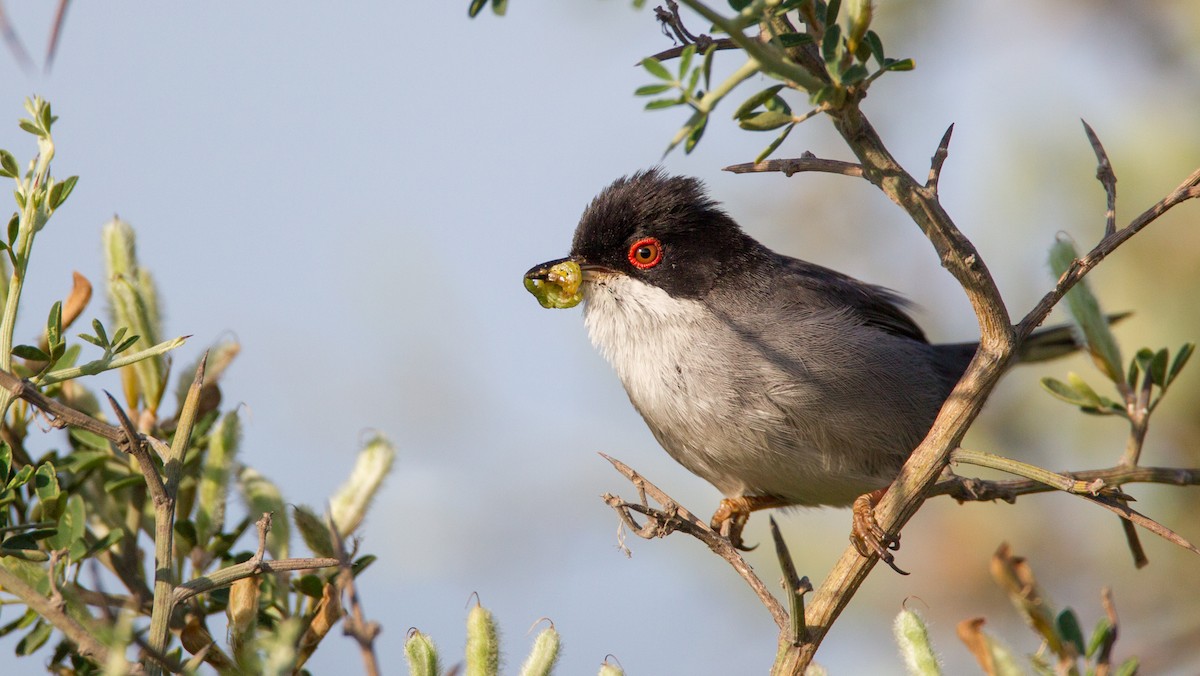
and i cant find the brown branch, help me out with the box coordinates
[599,453,790,633]
[0,369,125,444]
[647,37,738,63]
[173,513,337,605]
[331,517,382,676]
[105,392,168,506]
[0,564,112,667]
[931,464,1200,501]
[725,152,864,177]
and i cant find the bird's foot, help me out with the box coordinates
[710,495,789,551]
[851,488,908,575]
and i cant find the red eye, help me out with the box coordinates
[628,237,663,269]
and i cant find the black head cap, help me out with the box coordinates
[570,169,757,299]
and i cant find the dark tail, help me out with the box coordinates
[932,312,1129,385]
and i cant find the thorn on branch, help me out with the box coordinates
[926,123,955,195]
[1081,119,1118,237]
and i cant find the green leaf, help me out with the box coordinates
[883,57,915,71]
[7,212,18,244]
[678,44,695,79]
[351,554,377,578]
[0,150,17,178]
[1148,347,1169,387]
[293,505,335,558]
[0,608,38,637]
[292,574,325,599]
[47,493,85,550]
[641,57,675,81]
[825,0,842,24]
[1086,618,1113,658]
[822,24,842,68]
[756,123,796,163]
[684,114,707,154]
[634,83,674,96]
[2,533,42,551]
[865,30,885,64]
[841,64,869,85]
[1041,377,1096,408]
[7,464,33,491]
[49,175,78,209]
[103,475,144,494]
[491,0,507,16]
[91,318,108,346]
[81,528,124,561]
[12,344,50,362]
[1167,342,1194,387]
[16,620,53,656]
[738,110,794,131]
[18,120,41,137]
[0,442,9,483]
[113,334,140,354]
[174,519,198,551]
[702,44,715,90]
[1056,608,1085,655]
[67,429,111,453]
[733,84,786,119]
[727,0,751,10]
[684,66,702,97]
[644,97,683,111]
[34,462,61,511]
[467,0,487,17]
[1114,658,1139,676]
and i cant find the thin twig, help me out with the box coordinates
[647,37,738,63]
[1018,166,1200,340]
[599,453,790,633]
[725,152,864,177]
[331,516,381,676]
[173,513,337,604]
[1082,119,1118,237]
[930,464,1200,501]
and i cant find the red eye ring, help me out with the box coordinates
[628,237,663,269]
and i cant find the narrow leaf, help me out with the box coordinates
[634,83,674,96]
[641,57,674,81]
[1167,342,1194,386]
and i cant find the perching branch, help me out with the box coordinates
[599,453,790,633]
[725,152,864,178]
[0,564,117,670]
[172,512,338,605]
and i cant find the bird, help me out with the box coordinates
[525,169,1082,571]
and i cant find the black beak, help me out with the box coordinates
[524,256,573,282]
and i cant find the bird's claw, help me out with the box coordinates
[851,490,908,575]
[711,498,757,550]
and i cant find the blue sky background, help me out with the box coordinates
[1,1,1199,673]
